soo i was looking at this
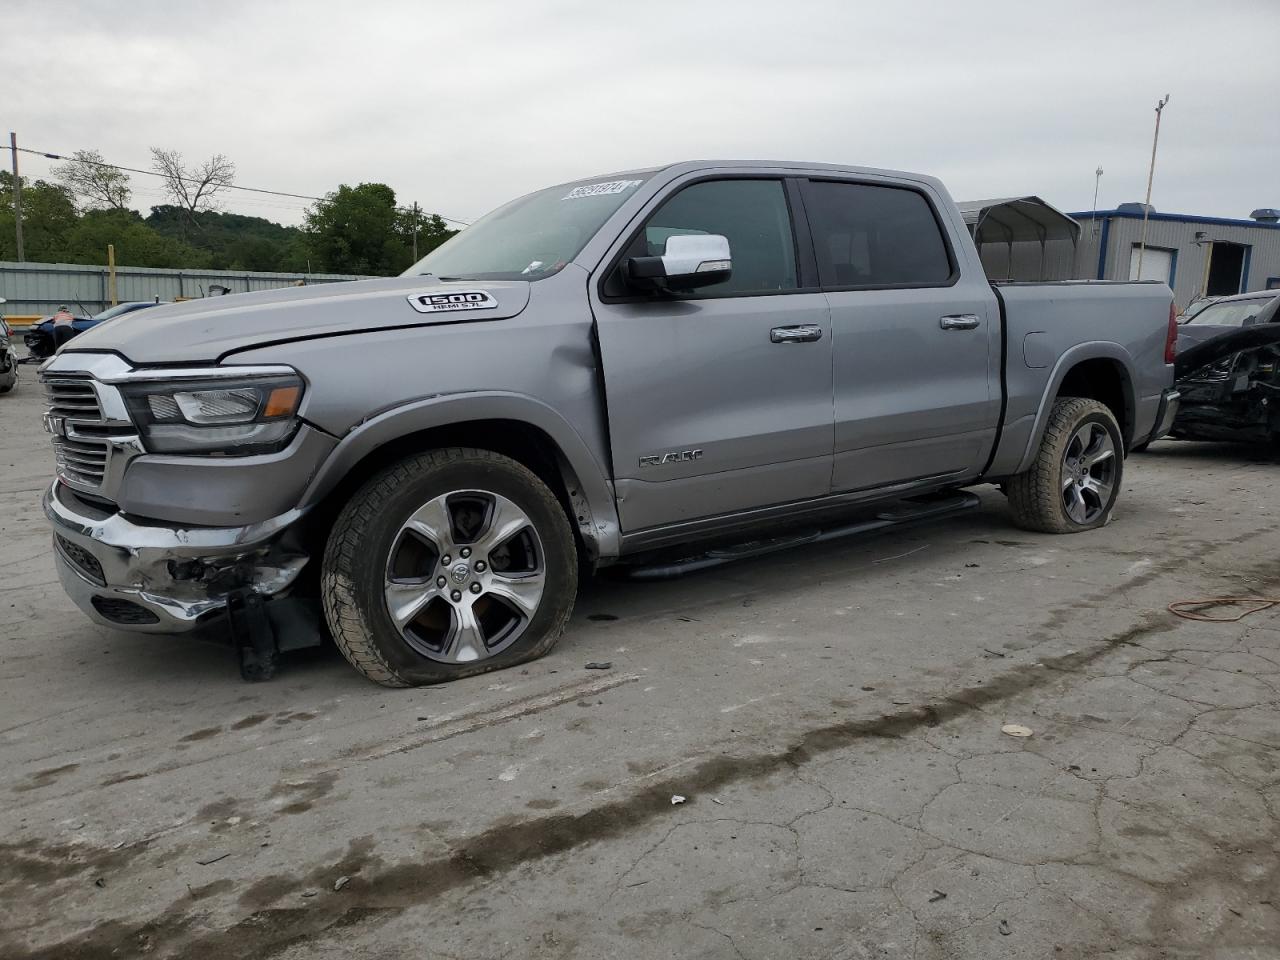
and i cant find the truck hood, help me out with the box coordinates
[64,275,532,364]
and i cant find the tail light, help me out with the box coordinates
[1164,300,1178,365]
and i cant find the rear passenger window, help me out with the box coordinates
[804,181,953,288]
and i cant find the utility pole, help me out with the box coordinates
[9,132,24,262]
[411,201,420,262]
[107,244,118,306]
[1091,166,1104,238]
[1135,95,1170,279]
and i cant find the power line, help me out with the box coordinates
[16,145,471,225]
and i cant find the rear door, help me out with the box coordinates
[590,176,834,535]
[799,178,1001,492]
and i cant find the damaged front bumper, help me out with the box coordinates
[44,480,309,638]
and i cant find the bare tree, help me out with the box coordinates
[52,149,132,211]
[149,148,236,225]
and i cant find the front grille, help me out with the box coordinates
[91,597,161,625]
[55,438,110,486]
[54,534,106,586]
[42,376,115,494]
[45,379,103,419]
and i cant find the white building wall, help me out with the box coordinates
[1072,214,1280,310]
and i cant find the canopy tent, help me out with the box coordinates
[956,197,1081,281]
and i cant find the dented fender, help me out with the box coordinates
[297,391,622,561]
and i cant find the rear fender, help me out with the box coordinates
[1015,343,1137,473]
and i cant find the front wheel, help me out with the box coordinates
[322,448,578,687]
[1006,397,1123,534]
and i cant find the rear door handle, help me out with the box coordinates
[940,314,981,331]
[770,324,824,343]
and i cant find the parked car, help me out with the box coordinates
[24,301,163,360]
[39,160,1179,685]
[0,300,16,394]
[1168,291,1280,445]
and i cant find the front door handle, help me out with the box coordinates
[770,324,824,343]
[940,314,981,331]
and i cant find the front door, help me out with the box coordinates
[799,178,1000,492]
[590,177,834,535]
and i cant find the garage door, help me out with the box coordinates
[1129,245,1174,283]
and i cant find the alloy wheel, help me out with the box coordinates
[383,490,545,663]
[1060,422,1116,525]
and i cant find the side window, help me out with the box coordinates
[627,179,798,295]
[804,181,953,288]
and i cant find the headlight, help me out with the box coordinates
[121,373,305,455]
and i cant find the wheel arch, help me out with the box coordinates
[1015,344,1137,474]
[299,393,621,565]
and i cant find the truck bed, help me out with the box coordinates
[984,279,1174,479]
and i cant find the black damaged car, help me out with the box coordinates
[1168,291,1280,446]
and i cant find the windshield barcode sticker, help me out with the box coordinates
[407,291,499,314]
[562,179,642,200]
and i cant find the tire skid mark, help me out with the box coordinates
[353,672,642,760]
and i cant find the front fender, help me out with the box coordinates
[298,391,621,561]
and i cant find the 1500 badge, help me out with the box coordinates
[407,291,499,314]
[639,449,703,468]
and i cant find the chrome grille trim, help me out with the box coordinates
[45,379,104,419]
[40,366,140,499]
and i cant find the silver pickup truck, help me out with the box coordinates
[40,160,1180,685]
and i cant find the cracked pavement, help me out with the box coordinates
[1,381,1278,959]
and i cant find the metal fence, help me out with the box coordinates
[0,260,371,317]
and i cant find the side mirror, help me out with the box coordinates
[626,234,732,291]
[1242,314,1259,327]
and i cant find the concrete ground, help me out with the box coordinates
[1,374,1278,960]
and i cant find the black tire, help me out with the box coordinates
[1006,397,1123,534]
[321,448,578,687]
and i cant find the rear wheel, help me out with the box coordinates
[1007,397,1122,534]
[322,448,578,687]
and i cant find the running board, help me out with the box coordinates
[619,491,981,580]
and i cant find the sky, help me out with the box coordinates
[5,0,1278,227]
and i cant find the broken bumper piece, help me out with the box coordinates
[1147,388,1181,444]
[43,480,308,638]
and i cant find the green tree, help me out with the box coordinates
[303,183,456,276]
[52,149,132,211]
[62,209,209,268]
[399,208,455,264]
[303,183,402,275]
[0,171,78,261]
[146,205,306,271]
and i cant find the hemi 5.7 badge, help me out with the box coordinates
[406,291,499,314]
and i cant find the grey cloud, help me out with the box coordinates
[5,0,1278,226]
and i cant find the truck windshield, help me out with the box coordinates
[402,173,655,282]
